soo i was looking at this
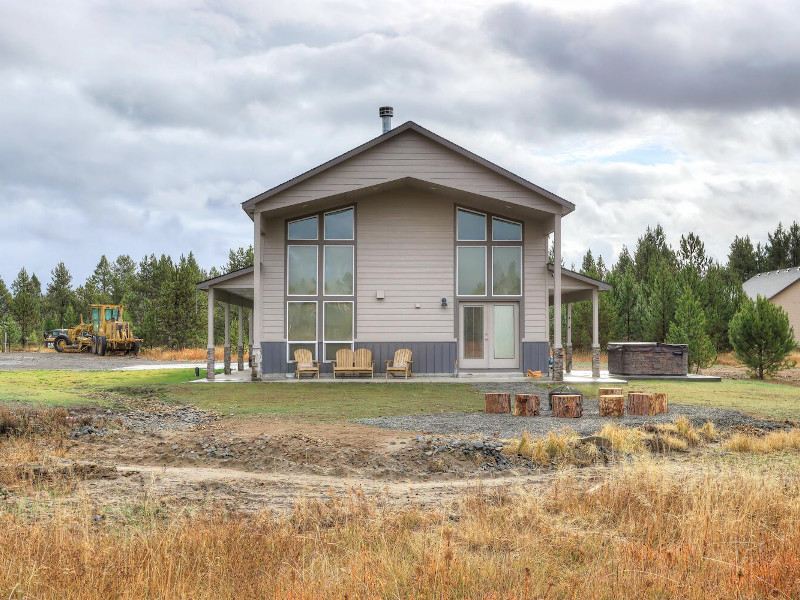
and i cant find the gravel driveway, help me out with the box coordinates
[357,382,788,438]
[0,352,189,371]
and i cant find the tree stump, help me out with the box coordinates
[598,387,623,397]
[514,394,540,417]
[598,394,625,417]
[652,392,668,414]
[627,392,656,416]
[485,393,511,414]
[552,394,582,418]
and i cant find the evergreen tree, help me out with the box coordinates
[87,255,114,303]
[788,221,800,267]
[10,268,42,348]
[633,224,676,283]
[647,258,678,342]
[111,255,137,303]
[0,275,11,319]
[224,246,254,272]
[728,235,758,281]
[765,222,790,270]
[729,296,797,379]
[678,232,709,276]
[45,262,76,328]
[667,287,716,373]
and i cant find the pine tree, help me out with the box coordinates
[678,232,709,276]
[46,262,76,328]
[0,275,11,320]
[647,259,678,342]
[224,246,254,272]
[728,235,758,281]
[765,222,790,270]
[667,287,716,373]
[87,255,114,303]
[11,268,42,348]
[112,255,137,303]
[729,296,797,379]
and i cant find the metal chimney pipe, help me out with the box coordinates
[379,106,393,133]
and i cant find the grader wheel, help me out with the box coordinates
[53,335,69,353]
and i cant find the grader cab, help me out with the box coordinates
[53,304,143,356]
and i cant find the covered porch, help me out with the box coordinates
[196,267,255,381]
[546,264,611,381]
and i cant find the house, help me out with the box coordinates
[197,108,610,380]
[742,267,800,344]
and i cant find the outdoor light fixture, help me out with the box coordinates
[441,297,448,307]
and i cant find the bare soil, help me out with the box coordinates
[3,399,788,515]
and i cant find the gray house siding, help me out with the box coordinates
[522,341,551,374]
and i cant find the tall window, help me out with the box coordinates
[456,208,522,298]
[286,206,355,362]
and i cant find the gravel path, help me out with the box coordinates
[357,382,789,439]
[0,352,192,371]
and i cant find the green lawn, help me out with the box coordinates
[170,382,482,420]
[1,369,798,423]
[0,369,200,406]
[570,380,800,422]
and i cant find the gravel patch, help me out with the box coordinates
[0,352,192,371]
[357,382,789,439]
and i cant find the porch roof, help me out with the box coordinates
[196,266,254,309]
[547,263,611,303]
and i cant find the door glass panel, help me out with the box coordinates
[457,209,486,241]
[493,305,515,359]
[492,246,522,295]
[463,306,484,359]
[324,246,354,295]
[457,246,486,295]
[287,246,317,295]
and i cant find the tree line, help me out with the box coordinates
[561,221,799,371]
[0,221,797,361]
[0,247,253,350]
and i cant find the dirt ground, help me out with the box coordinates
[4,399,789,516]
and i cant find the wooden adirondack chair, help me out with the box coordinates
[293,348,320,379]
[332,348,355,379]
[354,348,374,379]
[385,348,413,379]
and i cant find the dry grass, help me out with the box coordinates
[716,349,800,367]
[723,429,800,453]
[139,346,249,362]
[1,464,799,598]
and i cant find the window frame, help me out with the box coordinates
[323,244,355,297]
[491,245,523,297]
[322,300,354,363]
[287,215,319,240]
[456,245,488,297]
[323,207,355,241]
[456,207,487,242]
[286,300,318,363]
[286,244,319,297]
[491,216,522,242]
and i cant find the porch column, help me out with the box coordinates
[252,213,262,380]
[237,305,244,372]
[248,309,253,368]
[566,302,573,374]
[206,287,215,381]
[552,214,563,381]
[591,288,600,378]
[223,303,231,375]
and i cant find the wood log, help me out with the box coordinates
[598,387,623,397]
[627,392,656,416]
[552,394,582,418]
[598,394,625,417]
[485,393,511,414]
[652,392,668,414]
[514,394,541,417]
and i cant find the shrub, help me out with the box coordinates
[729,295,796,379]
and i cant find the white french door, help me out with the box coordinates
[459,303,519,369]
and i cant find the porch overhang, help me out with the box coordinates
[196,266,255,309]
[547,264,611,303]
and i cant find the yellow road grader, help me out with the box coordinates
[52,304,142,356]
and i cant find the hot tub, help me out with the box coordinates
[606,342,688,376]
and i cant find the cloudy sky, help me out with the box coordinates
[2,0,798,286]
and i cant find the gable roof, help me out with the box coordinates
[547,263,612,291]
[196,265,254,290]
[743,267,800,300]
[241,121,575,215]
